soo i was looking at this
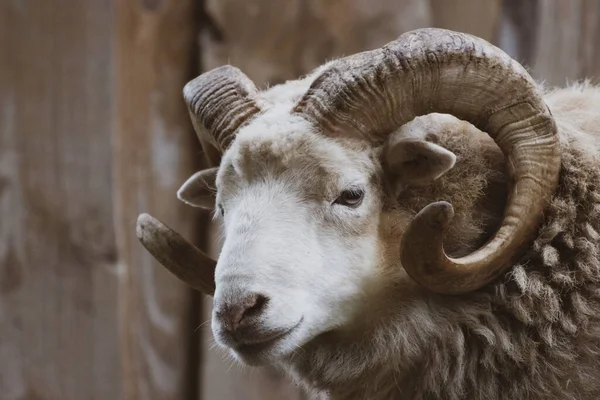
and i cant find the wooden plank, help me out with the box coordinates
[429,0,502,42]
[497,0,600,86]
[530,0,585,85]
[113,1,202,399]
[198,1,432,398]
[201,0,432,85]
[496,0,539,66]
[310,0,432,57]
[579,0,600,82]
[0,1,121,399]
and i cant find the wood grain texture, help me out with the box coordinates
[201,0,432,85]
[429,0,502,42]
[579,0,600,82]
[114,0,202,399]
[0,1,121,399]
[523,0,600,85]
[531,0,586,84]
[496,0,600,86]
[496,0,539,65]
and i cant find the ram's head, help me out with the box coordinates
[137,28,560,366]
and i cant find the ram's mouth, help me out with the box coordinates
[232,317,304,364]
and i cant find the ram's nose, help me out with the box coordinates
[214,292,269,333]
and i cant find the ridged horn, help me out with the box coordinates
[294,28,561,294]
[183,65,263,152]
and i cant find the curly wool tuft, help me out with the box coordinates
[412,137,600,400]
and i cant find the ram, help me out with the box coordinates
[136,28,600,399]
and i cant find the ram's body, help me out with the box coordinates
[228,75,600,400]
[136,29,600,400]
[277,81,600,400]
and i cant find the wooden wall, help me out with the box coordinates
[0,0,598,399]
[0,2,122,399]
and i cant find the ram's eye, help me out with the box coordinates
[334,188,365,207]
[217,204,225,217]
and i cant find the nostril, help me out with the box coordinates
[219,293,269,333]
[242,294,268,319]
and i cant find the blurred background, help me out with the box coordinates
[0,0,599,399]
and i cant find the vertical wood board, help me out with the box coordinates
[0,1,121,399]
[114,1,202,399]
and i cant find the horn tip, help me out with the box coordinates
[417,201,455,229]
[137,212,151,226]
[136,213,158,241]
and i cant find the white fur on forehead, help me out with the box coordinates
[221,107,376,177]
[216,58,344,167]
[235,109,315,148]
[215,59,375,187]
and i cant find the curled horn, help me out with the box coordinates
[294,28,561,294]
[183,65,263,151]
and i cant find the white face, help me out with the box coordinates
[210,119,386,366]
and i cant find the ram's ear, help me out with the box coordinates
[385,139,456,187]
[177,167,218,209]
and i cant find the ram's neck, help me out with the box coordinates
[277,279,441,399]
